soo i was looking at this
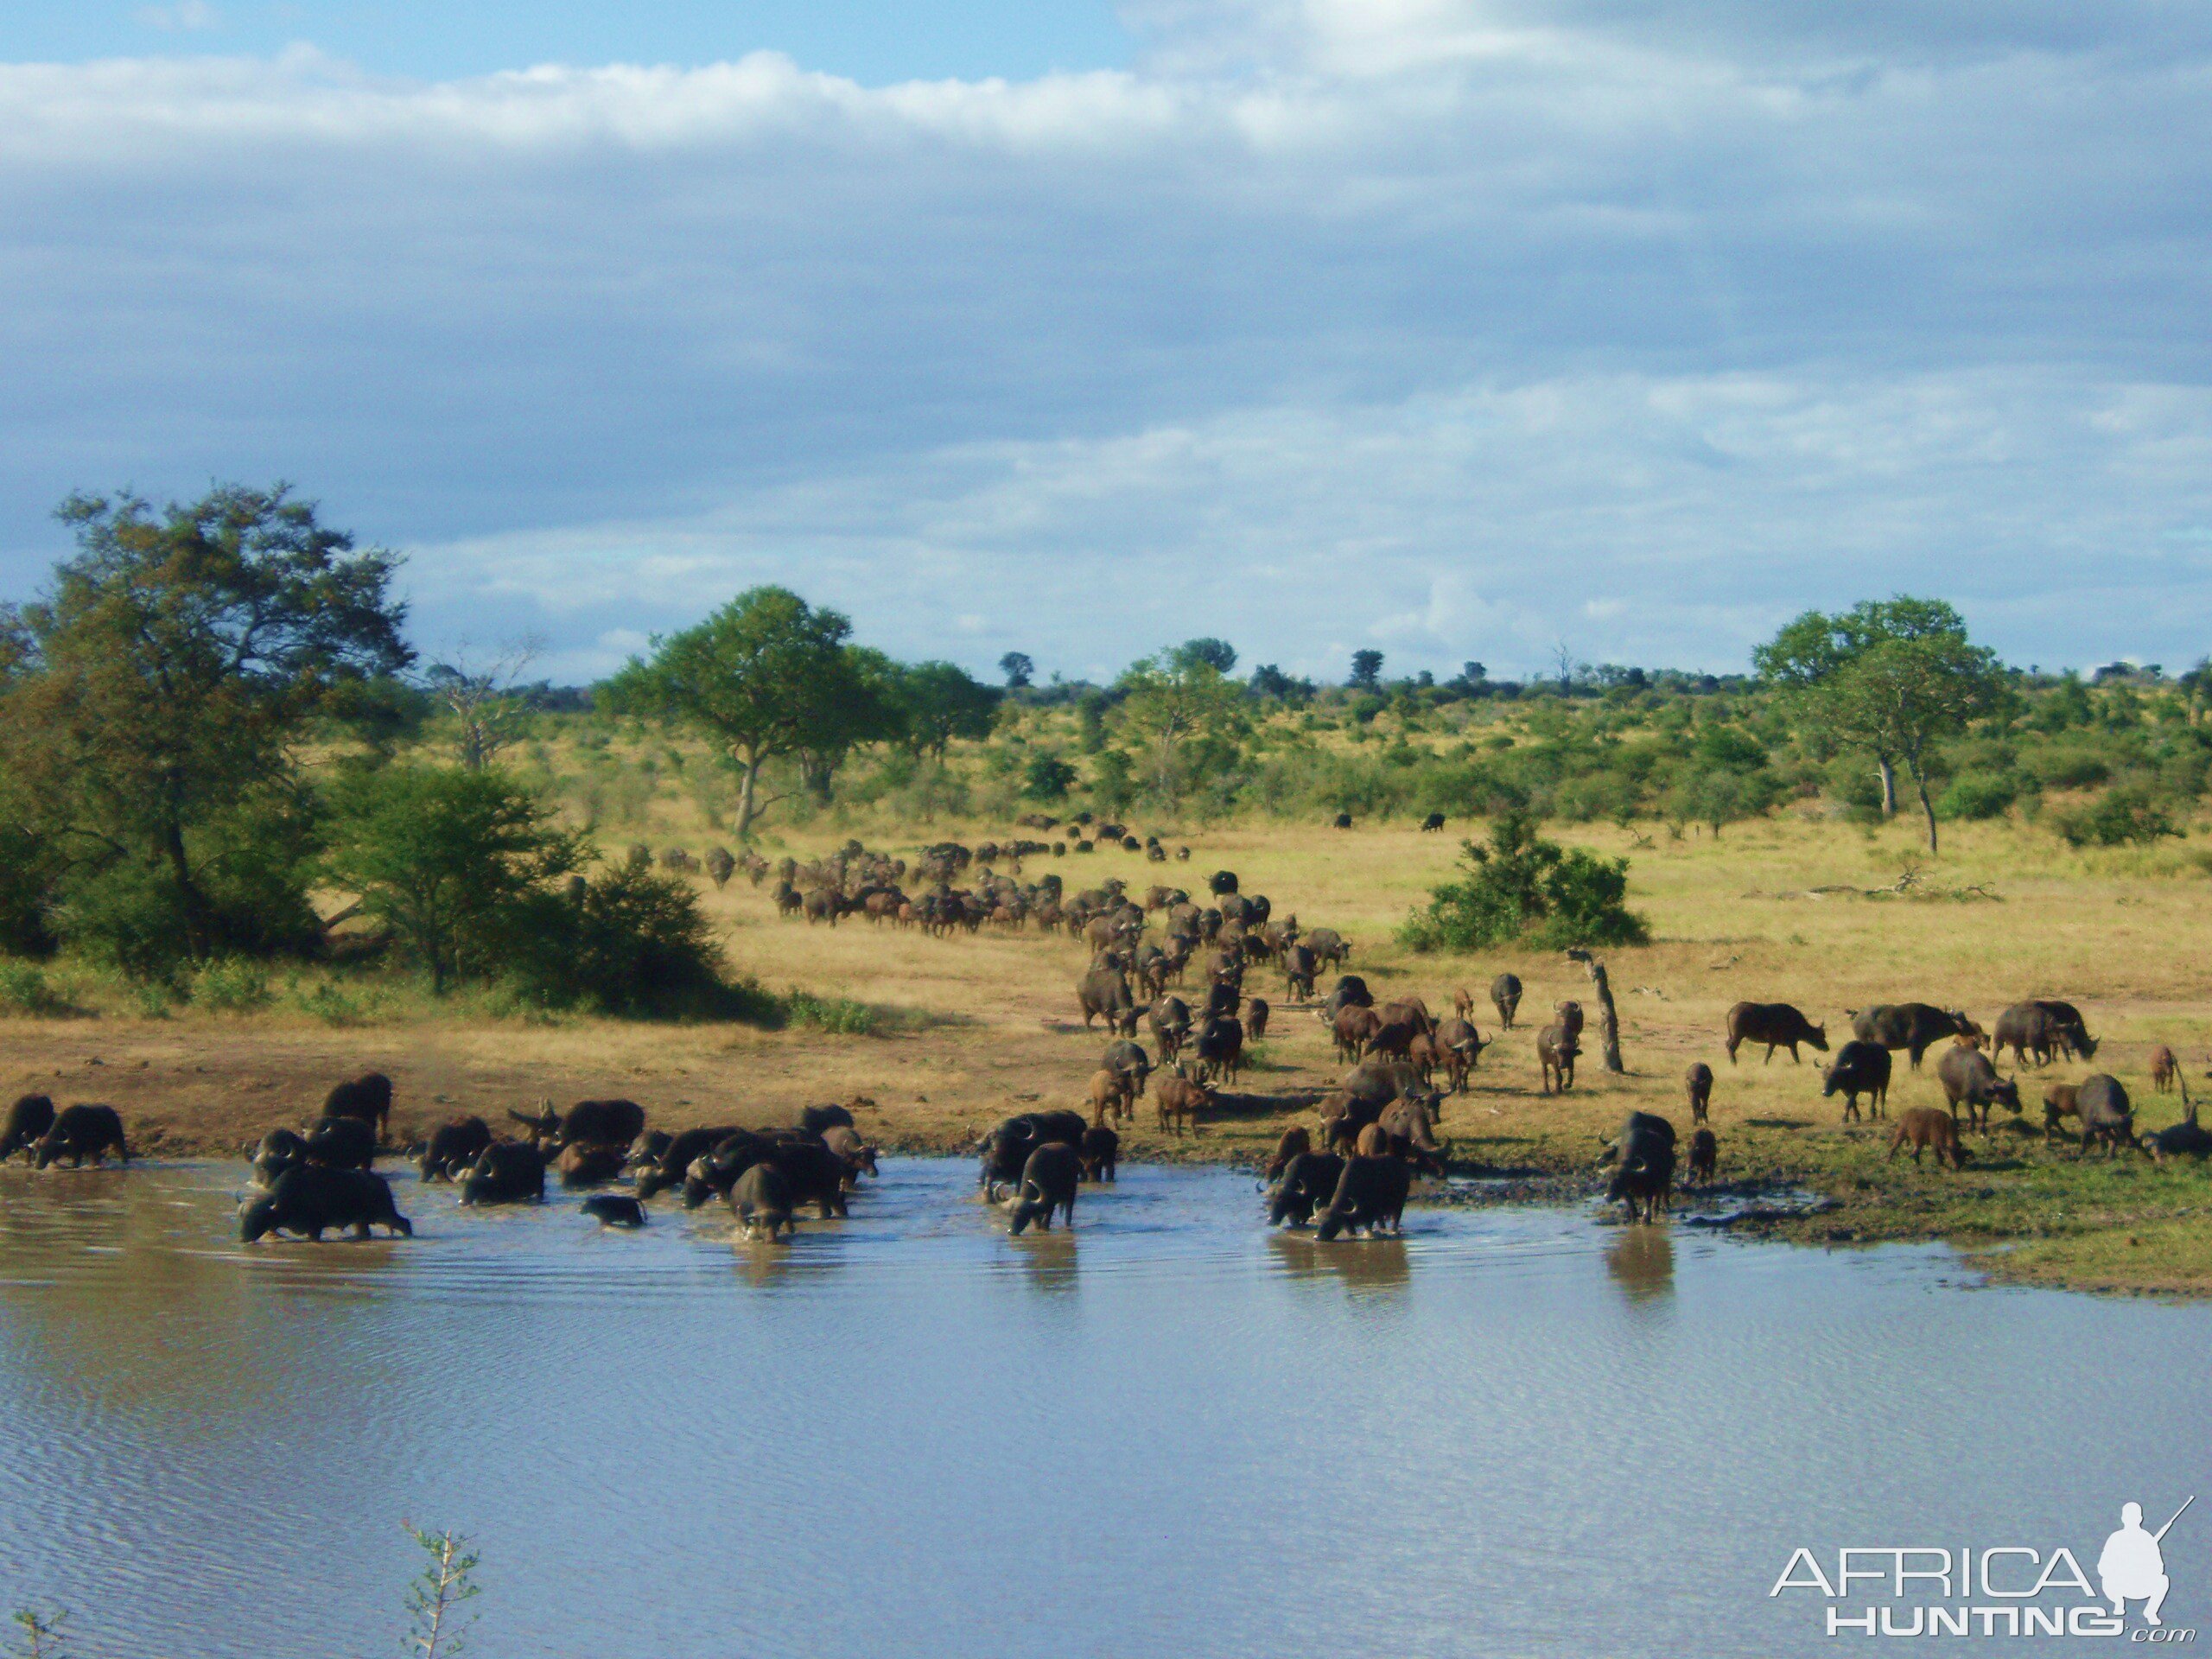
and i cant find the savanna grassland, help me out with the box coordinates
[9,794,2212,1295]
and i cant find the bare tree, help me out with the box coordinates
[426,637,544,772]
[1566,948,1625,1073]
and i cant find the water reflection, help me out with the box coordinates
[1267,1230,1412,1295]
[1605,1224,1675,1305]
[2,1159,2209,1659]
[1005,1230,1080,1294]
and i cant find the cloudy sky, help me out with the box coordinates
[2,2,2208,683]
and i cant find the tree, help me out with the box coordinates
[323,766,576,994]
[796,646,900,804]
[1249,664,1313,702]
[425,636,543,771]
[1348,649,1384,690]
[601,587,877,838]
[1022,753,1077,800]
[1754,597,1989,832]
[1174,638,1237,675]
[891,660,1000,760]
[0,485,411,963]
[1401,811,1649,952]
[998,651,1035,690]
[1114,650,1248,805]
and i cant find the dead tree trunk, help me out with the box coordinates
[1567,949,1625,1074]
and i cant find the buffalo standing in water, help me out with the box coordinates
[33,1105,130,1170]
[1007,1143,1081,1235]
[241,1166,412,1242]
[0,1095,55,1163]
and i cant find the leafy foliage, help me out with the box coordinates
[2050,788,2179,848]
[1402,812,1650,952]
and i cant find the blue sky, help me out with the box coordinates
[1,2,2208,683]
[2,1,1134,83]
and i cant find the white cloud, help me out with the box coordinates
[0,3,2207,678]
[133,2,219,34]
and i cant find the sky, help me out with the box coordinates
[1,2,2208,685]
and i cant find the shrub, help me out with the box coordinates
[779,989,879,1034]
[1401,811,1650,952]
[190,958,272,1012]
[1936,771,2020,821]
[2050,788,2180,849]
[503,859,760,1020]
[1022,753,1077,801]
[0,961,68,1017]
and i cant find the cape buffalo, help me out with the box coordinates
[1267,1151,1346,1227]
[1313,1154,1411,1240]
[1007,1142,1081,1235]
[1490,974,1522,1029]
[459,1141,546,1205]
[1079,1126,1119,1182]
[32,1104,130,1170]
[732,1162,794,1241]
[2073,1073,2137,1156]
[1821,1041,1893,1122]
[1688,1128,1717,1185]
[0,1095,55,1163]
[583,1195,648,1227]
[240,1165,411,1242]
[321,1072,393,1143]
[1852,1004,1976,1069]
[1725,1001,1827,1065]
[1935,1044,2021,1130]
[1888,1107,1969,1169]
[1685,1063,1713,1123]
[418,1116,491,1182]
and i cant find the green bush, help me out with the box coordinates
[2050,788,2180,848]
[190,958,272,1011]
[1022,753,1077,801]
[779,989,880,1034]
[1401,811,1649,952]
[0,960,67,1016]
[1936,771,2020,821]
[503,858,760,1020]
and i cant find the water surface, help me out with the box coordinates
[0,1158,2206,1656]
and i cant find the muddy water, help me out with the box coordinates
[0,1158,2208,1657]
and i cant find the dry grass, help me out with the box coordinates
[5,811,2210,1292]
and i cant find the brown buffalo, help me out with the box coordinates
[1724,1001,1827,1065]
[1888,1106,1969,1169]
[1685,1063,1713,1124]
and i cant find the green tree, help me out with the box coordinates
[0,485,410,963]
[323,766,576,994]
[602,588,879,838]
[1349,649,1384,690]
[1022,752,1077,800]
[1755,597,2001,852]
[1174,638,1237,675]
[1402,811,1649,951]
[1114,649,1248,805]
[892,660,1000,760]
[998,651,1034,689]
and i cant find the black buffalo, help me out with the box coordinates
[1821,1041,1893,1122]
[459,1142,546,1205]
[321,1072,393,1143]
[418,1116,492,1182]
[1007,1142,1081,1235]
[1313,1154,1412,1241]
[1267,1150,1347,1227]
[241,1165,411,1242]
[1852,1004,1976,1069]
[33,1105,130,1170]
[1,1094,56,1163]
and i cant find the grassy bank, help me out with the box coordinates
[4,814,2208,1294]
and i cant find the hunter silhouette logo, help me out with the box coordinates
[2099,1497,2190,1627]
[1772,1497,2197,1638]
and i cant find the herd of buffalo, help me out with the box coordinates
[3,829,2204,1247]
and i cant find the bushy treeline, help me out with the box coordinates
[4,483,2206,1014]
[0,487,741,1015]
